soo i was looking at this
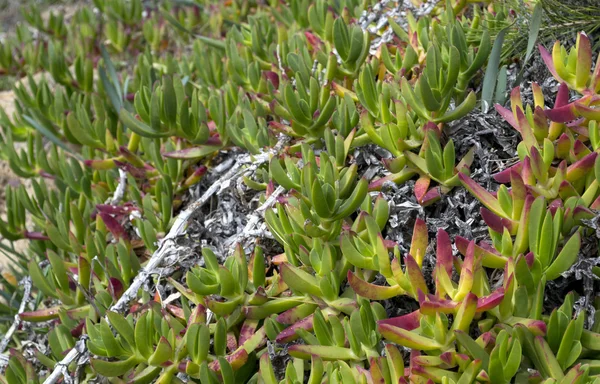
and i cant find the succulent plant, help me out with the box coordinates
[540,32,600,95]
[266,143,367,243]
[1,1,600,383]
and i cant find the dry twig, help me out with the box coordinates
[107,169,128,205]
[0,277,33,368]
[42,137,288,384]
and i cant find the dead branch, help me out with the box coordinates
[0,277,33,366]
[42,137,288,384]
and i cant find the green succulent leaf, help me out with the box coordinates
[91,355,138,377]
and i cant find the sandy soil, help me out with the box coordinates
[0,90,31,270]
[0,73,62,272]
[1,0,82,33]
[0,2,83,271]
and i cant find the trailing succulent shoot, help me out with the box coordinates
[266,143,368,244]
[2,0,600,383]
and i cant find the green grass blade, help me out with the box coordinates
[23,116,82,160]
[160,9,225,50]
[515,3,543,84]
[481,28,506,113]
